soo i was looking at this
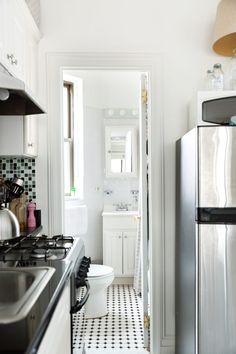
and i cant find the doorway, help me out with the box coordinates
[62,69,150,352]
[45,51,163,354]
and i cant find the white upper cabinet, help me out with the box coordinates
[5,2,25,81]
[0,0,41,94]
[0,0,41,157]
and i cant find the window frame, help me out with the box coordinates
[63,74,84,201]
[63,81,74,196]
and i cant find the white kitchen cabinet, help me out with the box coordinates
[0,1,7,66]
[0,116,38,157]
[5,1,25,81]
[37,281,71,354]
[24,116,38,156]
[0,0,41,94]
[103,213,137,277]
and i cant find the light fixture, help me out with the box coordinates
[212,0,236,56]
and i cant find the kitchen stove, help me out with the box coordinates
[0,234,90,354]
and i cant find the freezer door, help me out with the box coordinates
[199,224,236,354]
[198,126,236,207]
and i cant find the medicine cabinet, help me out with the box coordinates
[105,125,138,178]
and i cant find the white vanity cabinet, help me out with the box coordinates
[103,213,138,277]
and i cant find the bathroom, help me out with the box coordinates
[63,69,150,352]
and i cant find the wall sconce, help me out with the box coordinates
[212,0,236,56]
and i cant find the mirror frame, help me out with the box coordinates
[105,125,138,178]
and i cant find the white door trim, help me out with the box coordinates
[45,52,164,354]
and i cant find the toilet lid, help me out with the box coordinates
[87,264,113,278]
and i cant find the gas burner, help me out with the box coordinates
[0,234,75,262]
[31,248,53,259]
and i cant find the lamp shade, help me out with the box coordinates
[213,0,236,56]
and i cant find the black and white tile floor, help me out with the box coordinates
[73,285,145,352]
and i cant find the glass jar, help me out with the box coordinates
[204,69,215,90]
[212,63,224,91]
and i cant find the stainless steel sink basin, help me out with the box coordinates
[0,267,55,323]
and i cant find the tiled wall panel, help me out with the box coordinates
[0,157,36,201]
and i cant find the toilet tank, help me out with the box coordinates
[64,204,88,236]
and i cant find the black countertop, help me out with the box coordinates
[0,258,73,354]
[26,260,73,354]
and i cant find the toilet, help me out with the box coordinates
[85,264,114,319]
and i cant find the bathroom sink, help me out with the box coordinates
[0,267,55,323]
[102,210,138,216]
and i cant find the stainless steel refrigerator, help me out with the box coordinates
[176,126,236,354]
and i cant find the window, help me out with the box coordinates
[63,81,74,196]
[63,75,84,199]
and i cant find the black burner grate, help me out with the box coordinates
[0,235,74,262]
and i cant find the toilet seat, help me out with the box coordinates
[87,264,113,279]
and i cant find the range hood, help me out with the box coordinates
[0,72,45,115]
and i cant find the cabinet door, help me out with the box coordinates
[37,282,71,354]
[0,0,7,65]
[103,231,123,276]
[24,116,38,156]
[5,1,25,81]
[123,231,136,276]
[25,34,38,94]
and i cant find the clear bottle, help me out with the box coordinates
[213,63,224,91]
[204,69,215,90]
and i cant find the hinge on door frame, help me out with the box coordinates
[144,313,150,329]
[142,89,148,104]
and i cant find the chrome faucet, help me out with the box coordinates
[113,202,130,211]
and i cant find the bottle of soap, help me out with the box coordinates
[27,200,36,228]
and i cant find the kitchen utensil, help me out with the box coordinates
[0,205,20,240]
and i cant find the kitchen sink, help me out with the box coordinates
[0,267,55,323]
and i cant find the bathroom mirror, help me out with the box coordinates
[105,125,138,177]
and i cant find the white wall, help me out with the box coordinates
[65,70,141,108]
[38,0,223,351]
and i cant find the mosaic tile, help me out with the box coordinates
[73,285,144,351]
[0,157,36,201]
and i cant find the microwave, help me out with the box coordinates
[189,91,236,130]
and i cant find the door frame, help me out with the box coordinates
[44,52,164,354]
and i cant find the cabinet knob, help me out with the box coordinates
[28,143,33,147]
[118,235,122,239]
[7,53,14,60]
[7,53,18,65]
[12,58,18,65]
[124,235,127,238]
